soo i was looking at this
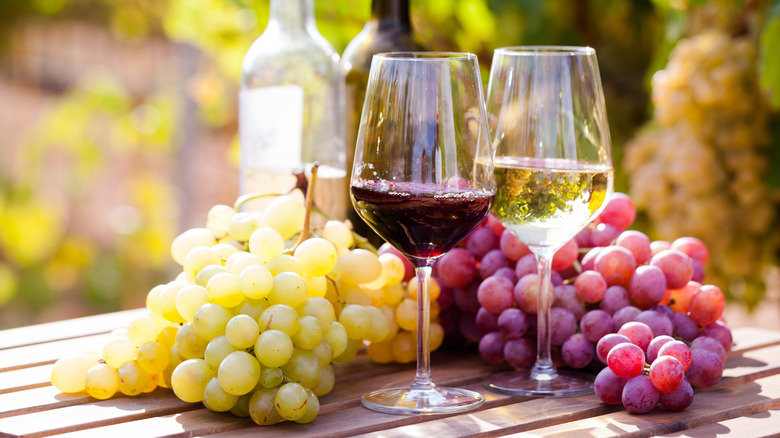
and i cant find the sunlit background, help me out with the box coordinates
[0,0,778,329]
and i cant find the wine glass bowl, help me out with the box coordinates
[351,52,495,414]
[485,46,614,396]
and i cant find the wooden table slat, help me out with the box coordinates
[1,313,780,437]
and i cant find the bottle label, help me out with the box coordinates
[239,86,304,172]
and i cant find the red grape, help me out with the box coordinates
[465,227,500,260]
[514,253,537,279]
[686,348,723,388]
[690,336,726,363]
[649,355,685,392]
[514,274,539,315]
[634,310,673,338]
[497,307,529,340]
[671,236,709,264]
[553,284,585,320]
[699,321,733,353]
[667,281,700,313]
[628,265,667,309]
[594,367,628,405]
[475,307,499,334]
[688,285,725,327]
[659,378,694,411]
[550,307,578,347]
[597,333,631,365]
[504,337,534,370]
[622,375,659,414]
[600,285,630,315]
[478,331,506,364]
[561,333,595,369]
[672,312,699,343]
[476,276,515,314]
[478,249,512,279]
[595,246,636,287]
[646,335,675,364]
[436,248,477,288]
[580,309,613,343]
[597,192,636,230]
[500,229,530,261]
[612,306,641,332]
[649,249,693,289]
[590,223,621,247]
[617,321,654,351]
[552,239,578,270]
[657,340,692,371]
[607,342,645,379]
[575,270,608,303]
[616,230,652,265]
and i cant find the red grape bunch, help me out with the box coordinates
[435,192,733,414]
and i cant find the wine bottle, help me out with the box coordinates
[239,0,346,220]
[341,0,425,243]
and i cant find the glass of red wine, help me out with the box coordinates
[483,47,614,396]
[351,52,496,414]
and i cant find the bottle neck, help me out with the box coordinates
[269,0,316,32]
[371,0,412,29]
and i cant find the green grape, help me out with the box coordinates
[383,283,404,306]
[249,388,283,426]
[338,249,382,284]
[192,303,233,342]
[260,195,305,240]
[378,253,406,286]
[218,351,261,396]
[339,304,370,340]
[258,366,284,388]
[311,340,334,367]
[274,382,308,421]
[136,341,169,374]
[299,297,335,328]
[206,272,244,308]
[364,305,391,343]
[175,284,209,323]
[161,348,183,389]
[158,281,188,324]
[239,265,274,300]
[395,298,417,332]
[229,212,259,242]
[258,304,298,336]
[171,228,216,266]
[231,392,253,417]
[291,316,324,350]
[205,335,237,370]
[268,271,307,308]
[50,354,98,393]
[281,349,319,389]
[225,314,260,349]
[266,254,304,276]
[85,363,119,400]
[146,284,166,316]
[184,246,222,279]
[103,336,137,369]
[311,364,335,397]
[236,298,269,320]
[118,362,148,396]
[206,204,236,239]
[295,389,320,424]
[211,242,240,261]
[248,227,286,261]
[156,324,179,350]
[322,220,353,251]
[324,321,348,357]
[143,372,159,394]
[332,338,361,364]
[194,265,230,287]
[174,322,208,359]
[303,274,327,298]
[254,329,294,368]
[293,237,338,277]
[171,358,214,403]
[127,316,158,346]
[226,252,263,276]
[203,377,239,412]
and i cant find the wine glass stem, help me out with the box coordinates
[531,247,557,381]
[411,265,435,391]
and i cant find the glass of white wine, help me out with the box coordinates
[484,46,614,396]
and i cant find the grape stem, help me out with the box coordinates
[291,163,319,250]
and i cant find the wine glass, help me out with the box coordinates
[351,52,495,414]
[484,46,614,396]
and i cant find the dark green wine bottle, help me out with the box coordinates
[341,0,425,245]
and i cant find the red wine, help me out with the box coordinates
[351,180,494,260]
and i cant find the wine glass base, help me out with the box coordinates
[485,370,594,397]
[361,386,485,415]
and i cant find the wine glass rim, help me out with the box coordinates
[373,52,478,61]
[494,46,596,56]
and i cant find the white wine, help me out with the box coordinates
[492,157,613,247]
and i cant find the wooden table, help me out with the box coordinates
[1,308,780,437]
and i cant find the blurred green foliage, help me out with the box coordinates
[0,0,777,327]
